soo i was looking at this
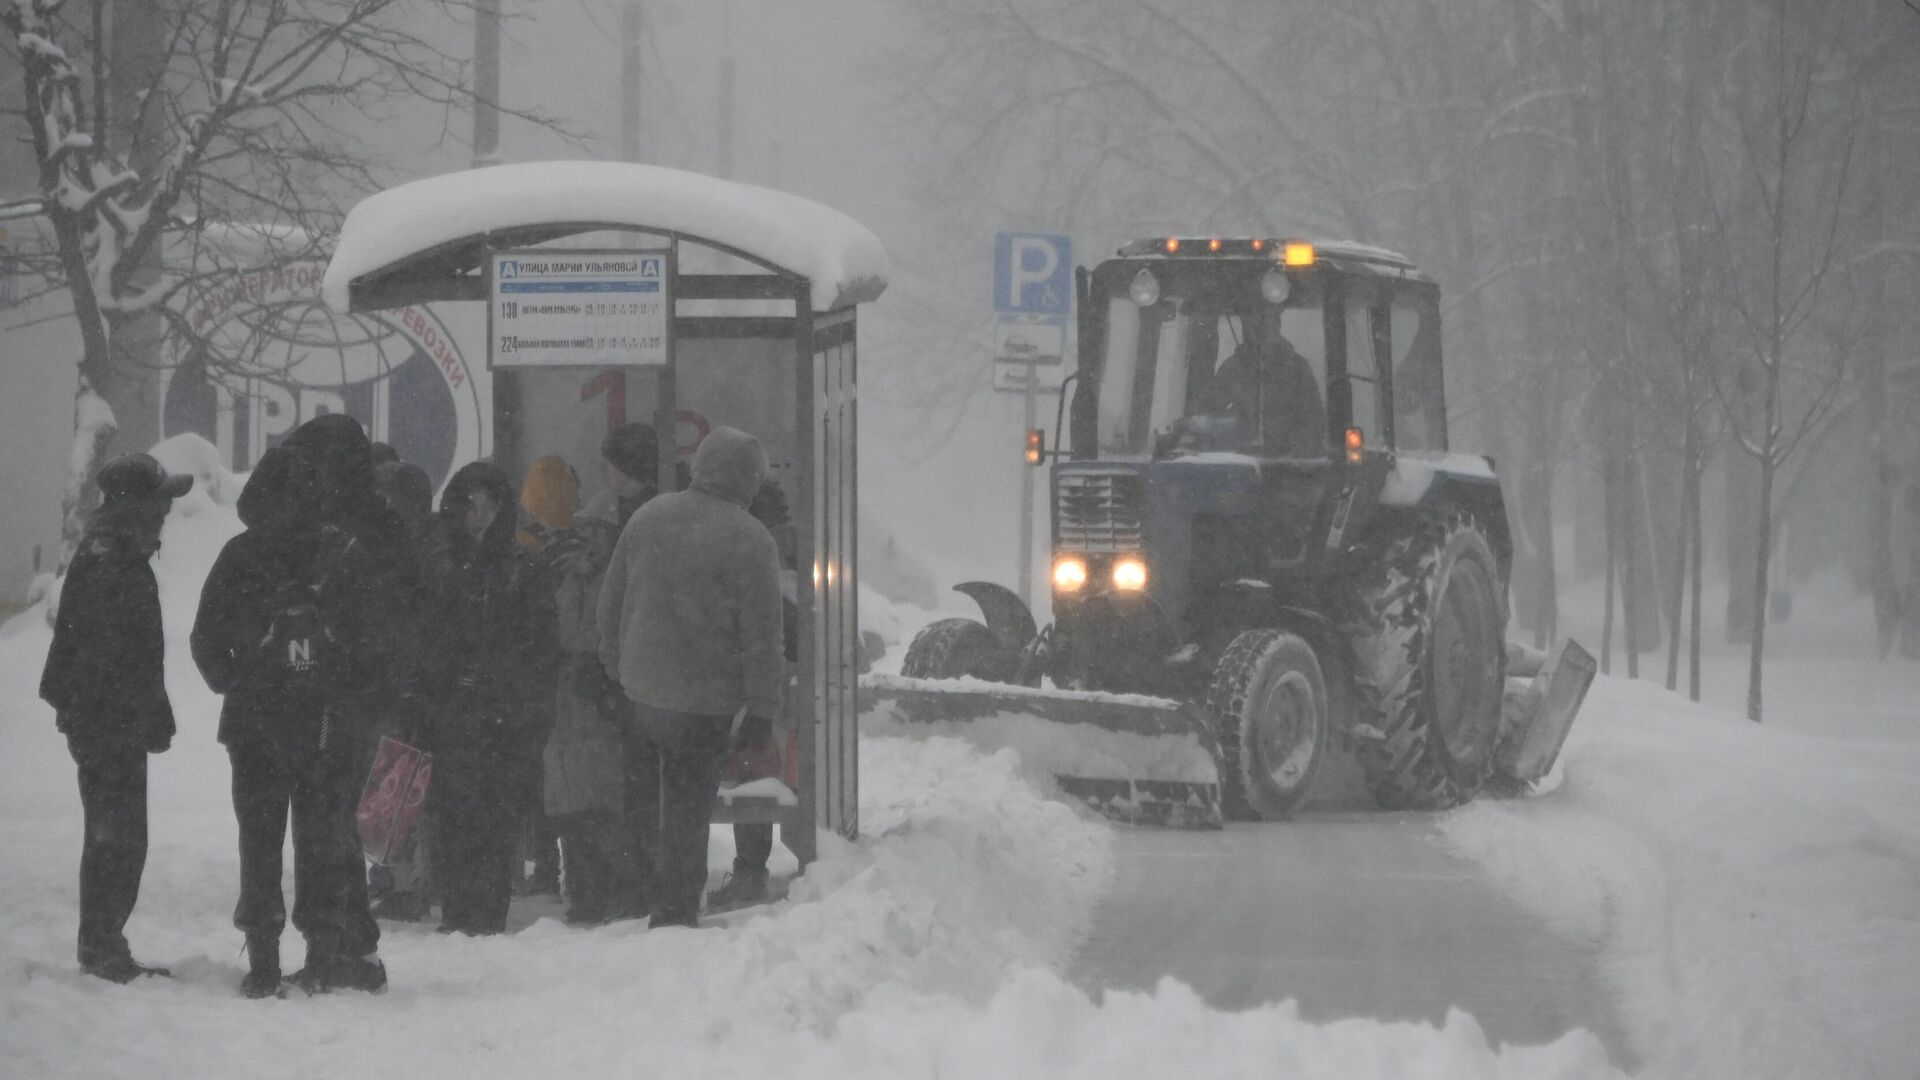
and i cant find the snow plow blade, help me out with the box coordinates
[859,674,1224,828]
[1493,639,1598,791]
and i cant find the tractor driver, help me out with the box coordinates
[1196,330,1327,458]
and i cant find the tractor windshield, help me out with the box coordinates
[1095,282,1328,459]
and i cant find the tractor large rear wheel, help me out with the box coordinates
[1342,515,1507,810]
[901,618,1018,682]
[1206,629,1328,821]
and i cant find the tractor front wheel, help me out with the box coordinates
[1206,629,1328,821]
[1343,515,1508,810]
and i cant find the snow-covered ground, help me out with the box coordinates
[1442,579,1920,1078]
[1,453,1915,1078]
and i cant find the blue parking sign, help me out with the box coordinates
[994,232,1072,316]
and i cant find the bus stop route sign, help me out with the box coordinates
[994,232,1071,317]
[490,249,671,368]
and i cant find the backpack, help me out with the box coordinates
[252,580,336,695]
[246,528,358,697]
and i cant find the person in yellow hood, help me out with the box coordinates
[518,455,580,553]
[521,458,636,923]
[514,456,583,896]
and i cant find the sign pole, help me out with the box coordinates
[1019,355,1038,610]
[993,231,1072,614]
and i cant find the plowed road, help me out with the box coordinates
[1068,795,1634,1066]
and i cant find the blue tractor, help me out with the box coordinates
[871,239,1593,825]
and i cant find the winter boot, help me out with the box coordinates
[82,954,170,984]
[333,952,388,993]
[241,934,282,999]
[288,933,337,995]
[703,866,770,914]
[370,891,429,922]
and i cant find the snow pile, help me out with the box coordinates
[1441,673,1920,1079]
[148,432,247,512]
[322,161,890,314]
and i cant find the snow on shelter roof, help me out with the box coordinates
[321,161,889,314]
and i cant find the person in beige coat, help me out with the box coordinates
[597,426,785,928]
[531,466,637,925]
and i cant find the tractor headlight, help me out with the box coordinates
[1112,558,1149,592]
[1053,557,1089,592]
[1129,268,1161,307]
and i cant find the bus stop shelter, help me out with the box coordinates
[321,161,888,864]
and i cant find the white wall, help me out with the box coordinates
[0,289,84,603]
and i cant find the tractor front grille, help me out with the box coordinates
[1056,470,1145,553]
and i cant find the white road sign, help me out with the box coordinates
[994,318,1065,366]
[993,363,1066,394]
[490,249,670,368]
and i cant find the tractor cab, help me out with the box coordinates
[1047,240,1461,692]
[1073,238,1447,465]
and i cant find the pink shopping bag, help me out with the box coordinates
[357,737,433,865]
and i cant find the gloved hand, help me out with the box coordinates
[145,730,172,754]
[733,714,776,754]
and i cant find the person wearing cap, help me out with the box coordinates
[599,421,660,529]
[39,452,192,983]
[705,478,801,914]
[597,427,784,929]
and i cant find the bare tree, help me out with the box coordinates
[2,0,554,561]
[1706,0,1867,721]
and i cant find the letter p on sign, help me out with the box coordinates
[994,233,1072,317]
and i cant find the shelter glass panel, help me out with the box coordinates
[809,318,859,841]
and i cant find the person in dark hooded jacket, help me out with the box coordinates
[424,461,559,934]
[41,452,192,983]
[192,444,387,996]
[275,415,415,983]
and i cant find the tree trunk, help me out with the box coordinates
[1601,453,1618,676]
[1749,446,1776,723]
[1689,453,1705,700]
[48,203,118,568]
[1666,408,1698,690]
[59,380,118,574]
[1664,455,1688,690]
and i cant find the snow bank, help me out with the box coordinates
[1441,673,1920,1079]
[147,432,247,512]
[322,161,890,314]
